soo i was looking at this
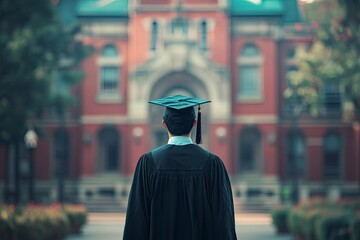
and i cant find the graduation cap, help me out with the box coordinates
[149,95,211,144]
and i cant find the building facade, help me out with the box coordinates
[1,0,359,211]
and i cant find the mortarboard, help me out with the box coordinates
[149,95,211,144]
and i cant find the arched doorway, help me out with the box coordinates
[149,72,210,149]
[286,130,306,178]
[96,126,120,173]
[238,127,262,174]
[323,132,341,180]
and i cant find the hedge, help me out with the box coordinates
[271,198,360,240]
[0,203,87,240]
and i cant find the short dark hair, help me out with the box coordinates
[163,107,195,136]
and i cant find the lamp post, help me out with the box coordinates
[289,84,305,205]
[24,128,38,203]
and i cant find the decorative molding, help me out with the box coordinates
[80,21,128,37]
[96,56,123,66]
[307,138,322,146]
[233,115,278,124]
[81,115,128,124]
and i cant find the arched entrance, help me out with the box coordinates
[96,126,120,173]
[238,127,263,175]
[149,72,210,149]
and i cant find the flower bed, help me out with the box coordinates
[271,198,360,240]
[62,204,87,234]
[0,203,87,240]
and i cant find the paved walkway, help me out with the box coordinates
[67,213,292,240]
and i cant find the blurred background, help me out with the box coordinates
[0,0,359,216]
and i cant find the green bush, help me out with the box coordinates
[271,205,291,233]
[62,204,87,234]
[0,204,88,240]
[0,205,14,240]
[314,212,351,240]
[350,215,360,240]
[286,198,360,240]
[13,205,70,240]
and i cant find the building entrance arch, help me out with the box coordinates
[148,72,210,149]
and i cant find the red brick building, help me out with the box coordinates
[1,0,359,211]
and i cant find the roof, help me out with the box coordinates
[230,0,303,23]
[230,0,284,16]
[77,0,128,17]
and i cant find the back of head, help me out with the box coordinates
[163,107,195,136]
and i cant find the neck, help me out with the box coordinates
[168,133,191,138]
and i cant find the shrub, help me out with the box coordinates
[62,204,87,234]
[314,211,351,240]
[350,213,360,240]
[12,204,70,240]
[0,205,14,240]
[271,205,291,233]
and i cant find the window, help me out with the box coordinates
[150,21,158,51]
[97,44,121,102]
[237,44,262,100]
[170,17,188,35]
[323,133,341,179]
[200,20,207,51]
[286,131,306,178]
[100,67,119,95]
[102,45,118,57]
[324,84,341,113]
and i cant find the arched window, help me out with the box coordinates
[286,131,306,178]
[238,127,262,174]
[150,21,158,51]
[237,44,263,100]
[323,133,341,179]
[200,20,207,51]
[97,126,120,172]
[98,44,121,100]
[101,45,118,57]
[52,129,70,177]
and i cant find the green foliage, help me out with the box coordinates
[0,204,88,239]
[286,0,360,121]
[62,204,87,234]
[283,198,360,240]
[271,205,291,233]
[314,212,351,240]
[0,0,92,143]
[350,215,360,240]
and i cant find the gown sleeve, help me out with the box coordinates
[211,156,237,240]
[123,154,152,240]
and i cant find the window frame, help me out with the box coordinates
[96,44,123,103]
[236,44,263,102]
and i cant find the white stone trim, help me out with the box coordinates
[233,115,278,124]
[81,115,128,124]
[96,93,123,103]
[307,137,323,146]
[96,56,123,66]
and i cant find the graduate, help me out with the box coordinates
[123,95,237,240]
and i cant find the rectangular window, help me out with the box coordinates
[324,84,341,113]
[239,66,260,98]
[100,67,119,95]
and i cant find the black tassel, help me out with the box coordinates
[196,105,202,144]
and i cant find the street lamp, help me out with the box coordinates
[24,128,38,203]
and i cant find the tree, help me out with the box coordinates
[0,0,92,203]
[286,0,360,121]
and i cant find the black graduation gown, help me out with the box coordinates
[123,144,237,240]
